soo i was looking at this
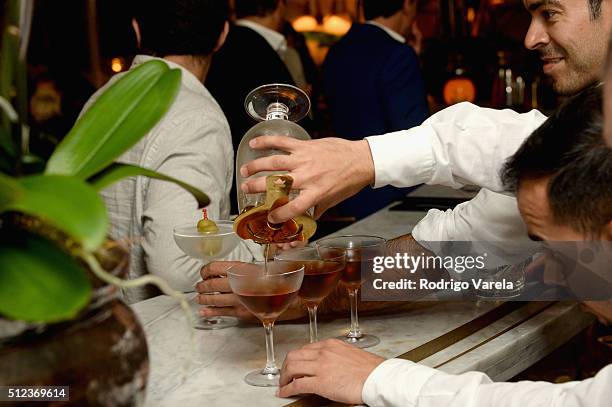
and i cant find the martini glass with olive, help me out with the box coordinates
[173,209,240,329]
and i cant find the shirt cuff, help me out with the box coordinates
[412,208,454,243]
[362,359,439,407]
[365,128,434,189]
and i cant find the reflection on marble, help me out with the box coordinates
[435,302,594,380]
[133,298,592,406]
[134,298,494,406]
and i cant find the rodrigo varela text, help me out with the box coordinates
[372,278,515,292]
[370,253,515,292]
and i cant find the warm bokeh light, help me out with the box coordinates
[292,15,319,32]
[111,57,124,73]
[467,7,476,23]
[305,39,329,66]
[443,77,477,105]
[322,15,351,36]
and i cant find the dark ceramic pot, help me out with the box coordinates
[0,244,149,406]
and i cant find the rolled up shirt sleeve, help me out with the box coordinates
[362,359,612,407]
[365,102,547,192]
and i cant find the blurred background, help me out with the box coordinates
[15,0,560,152]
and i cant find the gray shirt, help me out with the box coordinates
[84,55,261,303]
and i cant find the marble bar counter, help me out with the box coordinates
[132,202,594,406]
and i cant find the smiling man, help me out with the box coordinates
[526,0,611,95]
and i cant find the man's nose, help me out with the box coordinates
[524,18,550,50]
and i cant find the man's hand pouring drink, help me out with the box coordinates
[239,136,376,223]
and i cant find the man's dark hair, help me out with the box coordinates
[234,0,282,19]
[362,0,405,20]
[133,0,229,57]
[588,0,603,19]
[502,85,612,235]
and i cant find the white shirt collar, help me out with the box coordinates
[235,19,287,55]
[365,21,405,43]
[131,54,207,96]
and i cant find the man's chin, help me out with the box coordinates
[551,79,579,96]
[549,73,596,96]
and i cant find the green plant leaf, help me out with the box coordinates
[0,230,91,322]
[0,172,21,207]
[45,60,182,179]
[89,163,210,208]
[0,173,107,250]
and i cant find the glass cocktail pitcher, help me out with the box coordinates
[234,84,316,243]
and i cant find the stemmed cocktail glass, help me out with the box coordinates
[173,220,240,330]
[227,261,304,387]
[274,247,345,343]
[316,235,386,348]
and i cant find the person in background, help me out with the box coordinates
[322,0,428,219]
[28,69,96,159]
[277,84,612,407]
[80,0,261,303]
[282,21,319,101]
[207,0,296,214]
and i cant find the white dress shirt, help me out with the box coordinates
[83,55,262,303]
[362,102,612,406]
[362,358,612,407]
[365,102,548,244]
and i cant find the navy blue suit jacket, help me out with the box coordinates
[323,23,428,219]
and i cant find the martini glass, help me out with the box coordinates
[173,220,240,330]
[316,235,386,348]
[227,261,304,387]
[274,247,344,342]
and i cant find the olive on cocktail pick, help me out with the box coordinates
[197,209,219,234]
[196,209,222,256]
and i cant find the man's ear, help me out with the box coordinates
[132,18,142,49]
[214,21,230,53]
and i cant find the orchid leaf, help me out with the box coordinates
[0,230,91,323]
[0,173,107,250]
[45,60,181,179]
[89,163,210,208]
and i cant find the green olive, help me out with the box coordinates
[197,218,219,234]
[200,238,222,257]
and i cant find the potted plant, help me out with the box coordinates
[0,2,207,405]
